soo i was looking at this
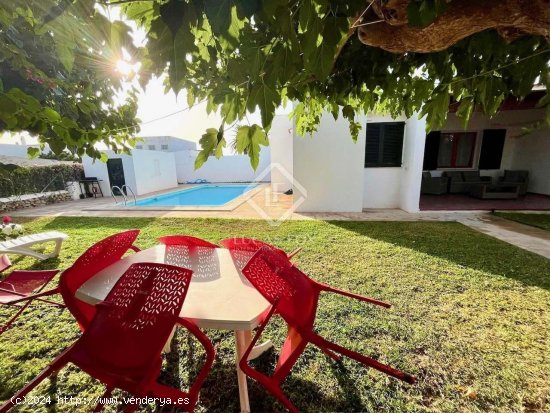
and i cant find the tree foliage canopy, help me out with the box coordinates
[2,1,549,168]
[118,0,549,168]
[0,0,140,158]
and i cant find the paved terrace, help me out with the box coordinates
[7,184,550,259]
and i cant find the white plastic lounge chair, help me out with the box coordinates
[0,231,68,260]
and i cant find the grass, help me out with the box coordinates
[495,212,550,231]
[0,217,549,413]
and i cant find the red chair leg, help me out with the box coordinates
[0,348,72,413]
[0,301,32,335]
[311,335,416,384]
[93,386,114,412]
[319,346,342,362]
[268,384,299,413]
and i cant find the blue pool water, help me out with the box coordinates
[133,184,256,207]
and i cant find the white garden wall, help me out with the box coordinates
[292,111,366,212]
[83,149,177,197]
[0,144,30,158]
[174,148,271,184]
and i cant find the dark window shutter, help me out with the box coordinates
[479,129,506,169]
[382,123,404,165]
[365,124,381,166]
[423,131,441,170]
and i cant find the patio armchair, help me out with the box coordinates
[220,237,302,271]
[0,262,216,413]
[239,247,415,413]
[159,235,219,249]
[421,172,448,195]
[221,237,302,258]
[498,170,529,195]
[7,229,142,331]
[0,254,62,335]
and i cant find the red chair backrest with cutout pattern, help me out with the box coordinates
[59,229,140,330]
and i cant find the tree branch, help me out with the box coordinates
[357,0,550,53]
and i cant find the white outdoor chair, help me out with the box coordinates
[0,231,68,260]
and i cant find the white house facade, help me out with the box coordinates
[270,97,550,213]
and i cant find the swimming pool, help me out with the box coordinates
[133,184,256,207]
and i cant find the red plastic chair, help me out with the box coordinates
[0,254,61,335]
[159,235,219,249]
[220,237,301,259]
[240,247,415,413]
[0,262,216,413]
[8,230,141,331]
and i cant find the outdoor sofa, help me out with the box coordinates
[421,172,449,195]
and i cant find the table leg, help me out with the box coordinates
[235,330,252,413]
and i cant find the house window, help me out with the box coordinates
[148,144,156,150]
[135,145,143,149]
[364,122,405,167]
[437,132,476,168]
[161,144,169,151]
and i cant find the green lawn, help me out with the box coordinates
[1,217,549,413]
[495,212,550,231]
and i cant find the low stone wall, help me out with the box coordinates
[0,191,71,213]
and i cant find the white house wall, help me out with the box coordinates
[361,113,426,212]
[131,149,178,195]
[174,148,271,184]
[509,127,550,194]
[269,114,294,193]
[292,111,366,212]
[363,168,402,208]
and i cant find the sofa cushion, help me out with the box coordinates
[463,171,481,182]
[445,171,464,181]
[503,170,528,182]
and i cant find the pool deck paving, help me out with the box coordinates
[7,184,549,259]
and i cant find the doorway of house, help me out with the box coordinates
[107,159,126,195]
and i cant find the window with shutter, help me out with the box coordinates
[364,122,405,167]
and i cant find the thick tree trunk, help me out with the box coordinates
[357,0,550,53]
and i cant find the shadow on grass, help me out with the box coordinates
[327,220,550,290]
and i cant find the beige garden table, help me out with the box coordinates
[75,244,273,413]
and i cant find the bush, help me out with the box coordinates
[0,164,84,197]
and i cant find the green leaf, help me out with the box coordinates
[100,152,109,163]
[204,0,231,36]
[55,43,74,72]
[195,127,226,168]
[248,82,280,129]
[27,147,40,158]
[43,107,61,122]
[456,97,474,129]
[342,105,354,120]
[234,124,268,170]
[0,95,17,117]
[421,88,450,130]
[235,126,250,153]
[299,0,314,32]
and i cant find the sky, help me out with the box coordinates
[1,6,278,151]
